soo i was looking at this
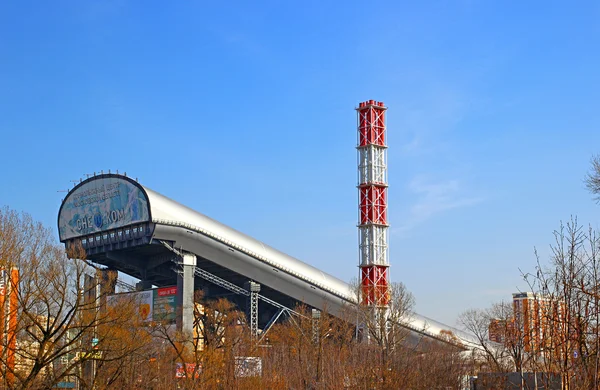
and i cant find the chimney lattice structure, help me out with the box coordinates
[356,100,390,307]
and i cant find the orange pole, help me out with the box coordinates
[0,270,5,383]
[6,268,18,386]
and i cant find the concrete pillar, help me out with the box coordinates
[177,253,196,337]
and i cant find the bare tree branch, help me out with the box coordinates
[585,154,600,203]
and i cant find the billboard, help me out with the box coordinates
[58,176,150,241]
[107,286,177,323]
[153,286,177,322]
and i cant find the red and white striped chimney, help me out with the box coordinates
[356,100,390,306]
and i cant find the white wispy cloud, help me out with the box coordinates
[395,83,469,157]
[394,175,483,234]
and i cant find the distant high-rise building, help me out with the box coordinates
[488,318,513,344]
[488,291,574,360]
[512,292,552,353]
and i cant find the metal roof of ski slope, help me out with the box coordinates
[140,179,481,348]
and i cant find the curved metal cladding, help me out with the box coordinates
[58,174,480,349]
[142,185,480,348]
[409,314,482,349]
[143,187,356,313]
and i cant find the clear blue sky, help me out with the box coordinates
[1,1,599,326]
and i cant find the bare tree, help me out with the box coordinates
[0,207,483,388]
[585,154,600,203]
[149,291,247,390]
[0,207,146,389]
[346,280,419,387]
[523,219,600,390]
[409,336,470,390]
[459,306,514,374]
[350,280,415,348]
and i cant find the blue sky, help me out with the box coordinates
[1,1,599,326]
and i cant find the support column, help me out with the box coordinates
[177,253,196,337]
[245,281,260,340]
